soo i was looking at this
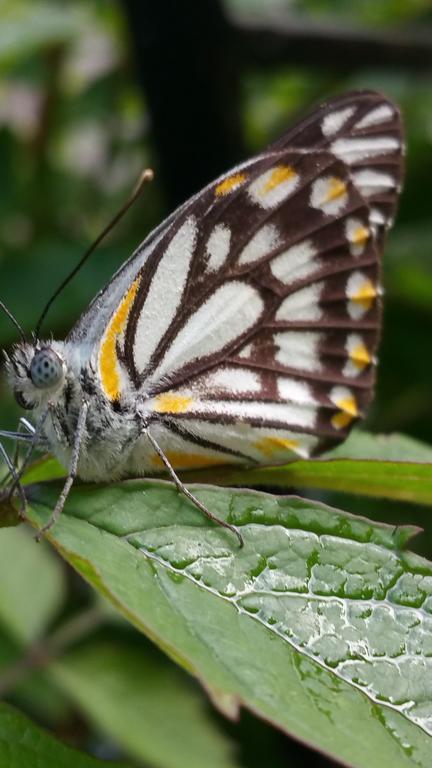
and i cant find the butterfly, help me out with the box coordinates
[2,90,404,545]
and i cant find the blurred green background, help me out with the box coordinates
[0,1,431,766]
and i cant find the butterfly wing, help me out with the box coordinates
[76,91,403,468]
[269,89,404,247]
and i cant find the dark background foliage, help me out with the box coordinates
[0,1,431,766]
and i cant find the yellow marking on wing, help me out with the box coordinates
[331,411,355,430]
[262,165,297,193]
[335,395,358,416]
[154,393,194,414]
[331,389,358,430]
[324,177,347,204]
[99,278,140,401]
[350,343,372,370]
[151,452,230,470]
[351,225,369,246]
[254,435,299,457]
[215,173,246,197]
[351,279,377,310]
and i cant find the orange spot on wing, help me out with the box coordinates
[154,393,194,414]
[351,225,369,246]
[254,436,299,457]
[324,177,347,203]
[351,279,377,311]
[350,343,372,370]
[215,173,246,197]
[331,411,355,430]
[335,395,358,416]
[99,278,140,401]
[331,393,358,431]
[262,165,297,193]
[151,452,230,470]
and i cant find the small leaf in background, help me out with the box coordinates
[0,702,130,768]
[25,480,432,768]
[0,526,65,644]
[53,640,240,768]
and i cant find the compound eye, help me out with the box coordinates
[30,348,64,390]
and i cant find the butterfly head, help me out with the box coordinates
[6,341,67,410]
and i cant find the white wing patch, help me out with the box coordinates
[345,218,370,257]
[179,398,318,429]
[277,376,315,405]
[206,224,231,272]
[369,207,386,227]
[354,104,394,129]
[343,333,374,378]
[274,330,322,372]
[276,283,323,322]
[310,176,348,216]
[151,281,264,382]
[321,106,355,137]
[203,366,261,394]
[330,136,399,164]
[248,165,300,209]
[237,342,253,359]
[238,223,281,266]
[133,217,197,372]
[346,271,379,320]
[270,240,320,285]
[352,168,396,197]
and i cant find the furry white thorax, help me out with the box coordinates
[7,340,156,482]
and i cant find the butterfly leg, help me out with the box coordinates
[2,416,40,516]
[7,409,48,513]
[7,417,39,513]
[35,400,89,541]
[0,441,27,513]
[144,429,244,548]
[12,417,35,467]
[0,418,43,522]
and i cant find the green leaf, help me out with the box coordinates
[0,702,130,768]
[0,526,66,644]
[25,480,432,768]
[52,640,239,768]
[21,455,66,485]
[187,431,432,505]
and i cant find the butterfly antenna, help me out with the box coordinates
[35,168,154,339]
[0,300,26,343]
